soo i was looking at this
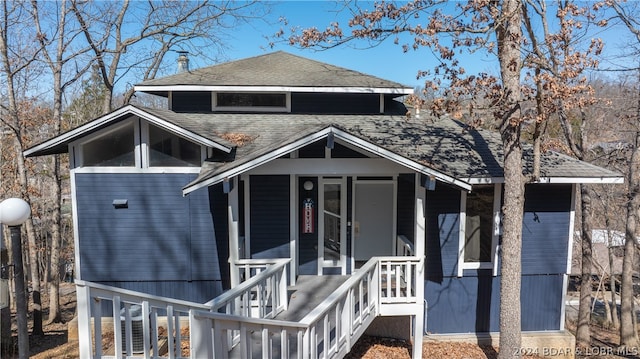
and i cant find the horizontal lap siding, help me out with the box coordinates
[76,173,222,298]
[425,184,461,282]
[250,175,290,258]
[396,174,415,242]
[425,274,563,333]
[97,280,222,304]
[423,183,572,334]
[522,184,572,275]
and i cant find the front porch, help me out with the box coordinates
[75,252,425,359]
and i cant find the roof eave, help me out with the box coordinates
[182,126,472,196]
[135,85,414,96]
[465,176,625,185]
[24,105,233,158]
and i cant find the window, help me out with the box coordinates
[458,184,501,276]
[214,92,288,111]
[148,125,201,167]
[82,123,135,167]
[75,119,204,170]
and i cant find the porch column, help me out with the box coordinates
[76,282,93,358]
[228,176,240,287]
[413,174,426,359]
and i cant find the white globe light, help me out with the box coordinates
[0,198,31,226]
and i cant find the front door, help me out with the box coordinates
[353,181,395,261]
[319,178,347,274]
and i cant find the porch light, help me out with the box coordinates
[304,181,314,191]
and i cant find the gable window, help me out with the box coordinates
[458,184,501,276]
[214,92,289,112]
[82,122,135,167]
[148,125,201,167]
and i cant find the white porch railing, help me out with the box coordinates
[75,258,290,359]
[76,256,424,359]
[189,255,424,359]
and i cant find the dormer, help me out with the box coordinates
[134,51,413,115]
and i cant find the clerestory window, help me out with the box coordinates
[214,92,289,112]
[81,122,135,167]
[148,125,201,167]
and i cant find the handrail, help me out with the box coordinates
[77,256,423,359]
[205,258,290,309]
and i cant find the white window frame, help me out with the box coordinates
[212,91,291,113]
[457,183,502,277]
[71,117,205,173]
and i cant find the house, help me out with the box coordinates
[25,51,623,359]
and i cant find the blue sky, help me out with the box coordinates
[183,1,501,89]
[174,1,635,89]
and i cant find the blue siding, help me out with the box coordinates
[425,274,563,334]
[75,173,222,299]
[522,184,572,275]
[97,280,222,304]
[209,183,231,289]
[250,175,290,259]
[291,93,380,114]
[396,174,415,242]
[423,183,572,334]
[425,184,461,283]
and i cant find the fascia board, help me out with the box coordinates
[466,176,625,184]
[183,126,472,195]
[183,128,333,195]
[24,105,232,157]
[24,105,137,157]
[135,85,414,95]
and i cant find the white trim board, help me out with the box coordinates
[182,127,472,195]
[135,85,414,95]
[24,105,232,157]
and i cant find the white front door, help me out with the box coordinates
[354,181,395,261]
[318,177,347,274]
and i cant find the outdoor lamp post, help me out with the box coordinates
[0,198,31,359]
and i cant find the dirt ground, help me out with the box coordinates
[1,284,638,358]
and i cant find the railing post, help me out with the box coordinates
[112,295,122,358]
[76,282,94,359]
[189,310,213,359]
[413,257,425,359]
[279,263,288,311]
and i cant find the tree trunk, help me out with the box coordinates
[609,245,619,329]
[46,154,62,324]
[620,130,640,349]
[577,183,593,348]
[496,1,524,358]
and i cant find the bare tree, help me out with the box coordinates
[70,0,267,113]
[30,0,92,324]
[599,0,640,349]
[0,0,47,338]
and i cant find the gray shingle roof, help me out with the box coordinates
[136,51,411,90]
[137,107,622,191]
